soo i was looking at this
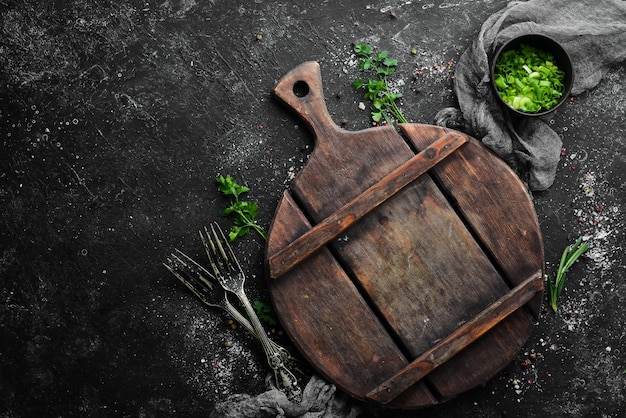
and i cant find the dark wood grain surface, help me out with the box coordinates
[266,62,544,407]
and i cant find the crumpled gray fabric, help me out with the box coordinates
[435,0,626,191]
[209,374,363,418]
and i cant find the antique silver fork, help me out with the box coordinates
[164,249,298,360]
[199,223,302,402]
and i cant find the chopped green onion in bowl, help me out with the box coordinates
[493,43,566,114]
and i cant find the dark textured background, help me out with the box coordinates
[1,1,624,416]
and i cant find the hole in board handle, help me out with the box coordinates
[293,80,310,98]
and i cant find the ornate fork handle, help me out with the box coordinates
[202,223,303,402]
[237,290,302,401]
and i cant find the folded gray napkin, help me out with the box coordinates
[209,374,362,418]
[436,0,626,190]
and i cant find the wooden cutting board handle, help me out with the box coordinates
[273,61,341,148]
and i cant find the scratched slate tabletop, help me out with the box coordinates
[1,1,624,417]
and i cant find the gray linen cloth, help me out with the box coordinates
[209,374,362,418]
[435,0,626,190]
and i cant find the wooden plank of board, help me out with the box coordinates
[400,124,544,315]
[426,307,534,399]
[327,173,511,358]
[366,272,543,404]
[266,191,437,406]
[268,132,467,279]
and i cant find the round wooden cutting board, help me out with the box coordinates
[265,62,544,409]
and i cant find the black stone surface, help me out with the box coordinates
[1,1,624,417]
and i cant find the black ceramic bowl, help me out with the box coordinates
[490,34,574,117]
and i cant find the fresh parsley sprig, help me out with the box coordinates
[351,42,408,125]
[216,175,267,242]
[548,236,589,312]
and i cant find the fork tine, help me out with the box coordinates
[200,226,222,276]
[210,222,243,273]
[164,255,220,309]
[164,261,204,299]
[166,253,214,295]
[209,223,229,268]
[172,249,215,289]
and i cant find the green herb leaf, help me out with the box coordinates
[351,42,408,125]
[351,79,364,90]
[376,66,393,76]
[253,300,278,326]
[383,58,397,67]
[228,225,247,241]
[359,58,372,70]
[374,50,388,61]
[548,237,590,312]
[354,42,373,56]
[216,175,267,241]
[216,175,249,199]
